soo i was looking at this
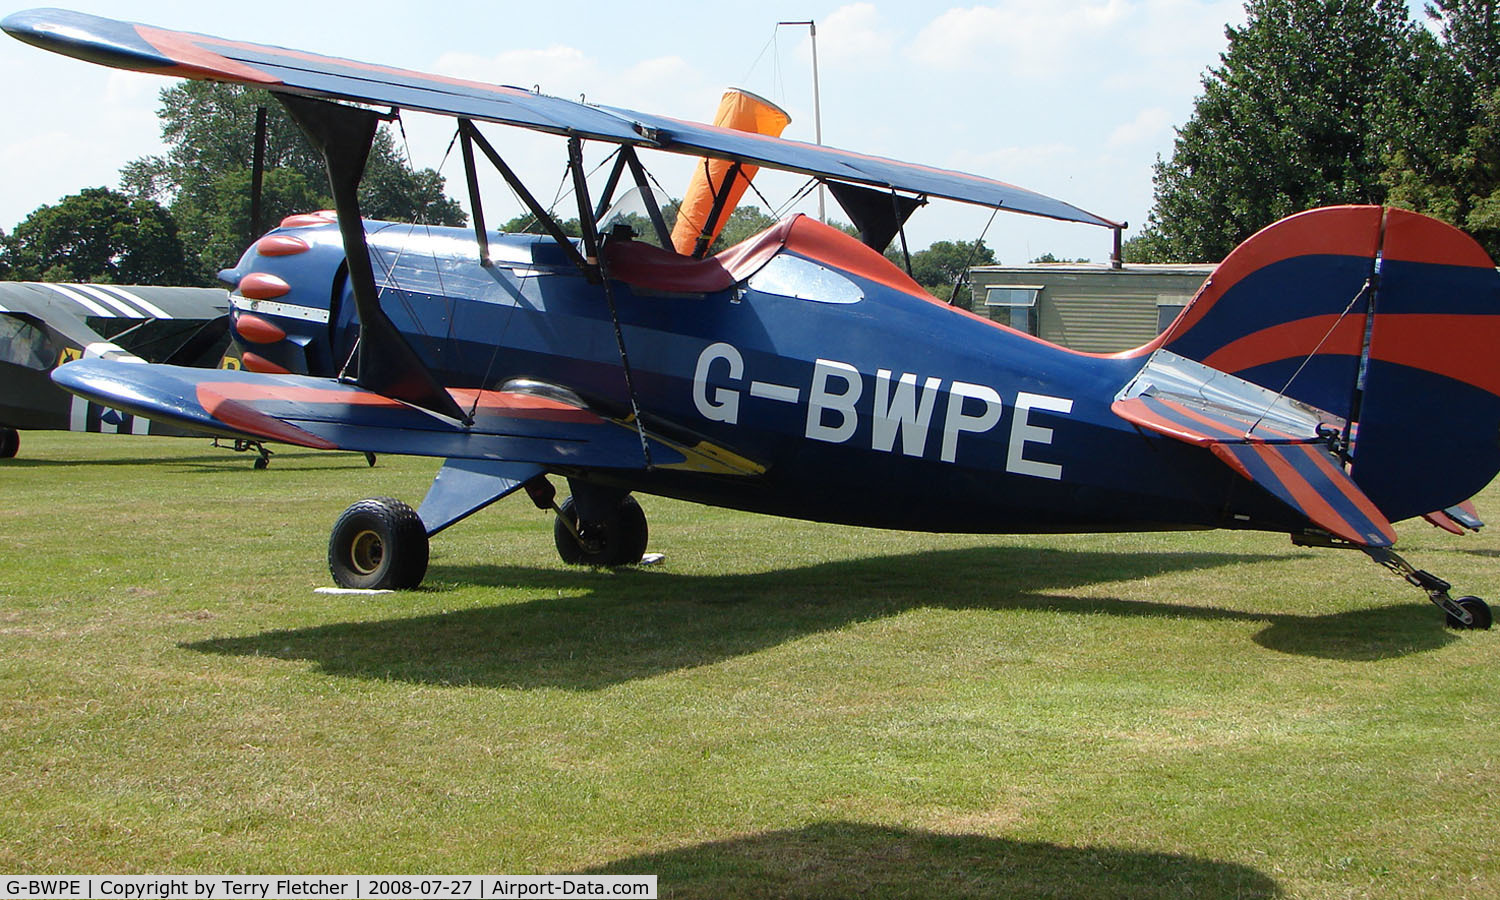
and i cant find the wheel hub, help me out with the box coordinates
[348,529,385,575]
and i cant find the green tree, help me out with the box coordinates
[1133,0,1422,262]
[123,81,465,282]
[499,212,582,237]
[5,187,193,284]
[1427,0,1500,89]
[1382,1,1500,256]
[708,205,778,253]
[887,239,997,301]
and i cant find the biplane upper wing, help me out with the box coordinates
[50,357,763,477]
[1,8,1118,228]
[1113,351,1397,548]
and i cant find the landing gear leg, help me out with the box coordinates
[532,479,649,567]
[1365,547,1492,630]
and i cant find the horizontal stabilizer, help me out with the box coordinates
[1423,500,1484,535]
[51,358,761,476]
[1114,392,1396,548]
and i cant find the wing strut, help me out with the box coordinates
[458,119,590,273]
[592,148,629,223]
[690,160,745,259]
[568,137,602,267]
[278,93,469,424]
[620,147,673,248]
[457,119,490,265]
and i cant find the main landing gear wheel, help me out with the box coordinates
[0,427,17,459]
[553,494,648,567]
[328,497,429,590]
[1446,596,1493,631]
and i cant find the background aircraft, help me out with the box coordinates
[0,281,232,458]
[7,8,1497,631]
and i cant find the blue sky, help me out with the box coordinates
[0,1,1249,264]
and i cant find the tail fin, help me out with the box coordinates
[1157,205,1500,522]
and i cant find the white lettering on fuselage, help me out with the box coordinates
[691,343,1072,479]
[694,341,743,423]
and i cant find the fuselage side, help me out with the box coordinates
[227,218,1305,536]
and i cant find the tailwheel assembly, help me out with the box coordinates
[328,496,429,589]
[1365,547,1491,630]
[1446,596,1493,631]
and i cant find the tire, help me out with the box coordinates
[553,494,648,567]
[0,427,17,459]
[328,497,429,590]
[1446,596,1493,630]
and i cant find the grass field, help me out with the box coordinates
[1,431,1497,898]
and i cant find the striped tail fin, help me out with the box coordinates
[1152,205,1500,524]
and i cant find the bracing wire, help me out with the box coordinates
[1244,279,1372,439]
[773,178,821,219]
[948,206,1000,304]
[370,112,465,382]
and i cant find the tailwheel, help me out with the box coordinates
[0,427,17,459]
[1446,596,1492,631]
[553,494,649,567]
[328,497,429,590]
[1365,547,1492,630]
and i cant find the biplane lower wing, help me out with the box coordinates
[51,358,761,476]
[1113,391,1396,548]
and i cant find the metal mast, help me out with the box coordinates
[778,19,824,222]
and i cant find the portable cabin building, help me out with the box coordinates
[967,263,1216,354]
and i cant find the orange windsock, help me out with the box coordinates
[671,88,791,257]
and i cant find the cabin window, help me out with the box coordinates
[747,253,863,304]
[984,285,1039,334]
[0,316,53,369]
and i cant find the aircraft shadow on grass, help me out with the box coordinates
[184,545,1459,689]
[582,821,1280,899]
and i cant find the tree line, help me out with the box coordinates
[1128,0,1500,263]
[0,81,465,286]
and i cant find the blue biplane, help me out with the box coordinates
[7,8,1498,629]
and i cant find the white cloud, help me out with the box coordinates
[907,0,1240,87]
[817,4,898,68]
[1106,107,1173,148]
[908,1,1128,74]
